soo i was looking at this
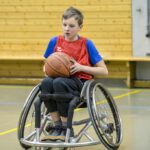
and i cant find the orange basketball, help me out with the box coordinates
[44,52,72,78]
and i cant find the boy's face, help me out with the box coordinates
[62,17,82,41]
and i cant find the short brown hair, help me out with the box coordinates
[62,7,83,26]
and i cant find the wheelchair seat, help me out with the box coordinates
[17,79,123,150]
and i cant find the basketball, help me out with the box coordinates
[44,52,72,78]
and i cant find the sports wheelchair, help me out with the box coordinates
[17,79,123,150]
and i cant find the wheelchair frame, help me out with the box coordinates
[17,79,123,150]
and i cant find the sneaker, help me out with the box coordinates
[42,125,65,141]
[45,122,54,133]
[56,127,74,142]
[45,122,62,137]
[42,124,74,141]
[57,127,66,141]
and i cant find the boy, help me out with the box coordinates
[41,7,108,140]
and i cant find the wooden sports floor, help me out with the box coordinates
[0,81,150,150]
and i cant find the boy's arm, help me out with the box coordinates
[70,59,108,76]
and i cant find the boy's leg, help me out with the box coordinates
[42,77,82,140]
[53,77,81,118]
[53,77,82,139]
[40,77,64,140]
[40,77,60,122]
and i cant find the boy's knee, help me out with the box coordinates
[53,77,66,89]
[53,77,65,84]
[40,77,53,93]
[41,77,52,85]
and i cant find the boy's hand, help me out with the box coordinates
[70,59,83,75]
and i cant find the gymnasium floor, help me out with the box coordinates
[0,80,150,150]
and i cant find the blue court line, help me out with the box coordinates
[0,89,142,136]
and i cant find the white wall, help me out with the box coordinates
[132,0,150,57]
[132,0,150,80]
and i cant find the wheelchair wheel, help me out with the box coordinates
[86,80,122,150]
[17,84,42,149]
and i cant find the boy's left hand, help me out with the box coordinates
[70,59,83,75]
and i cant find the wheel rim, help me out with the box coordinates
[87,81,122,149]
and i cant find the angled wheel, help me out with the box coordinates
[17,84,42,149]
[86,80,122,150]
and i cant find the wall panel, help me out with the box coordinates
[0,0,132,57]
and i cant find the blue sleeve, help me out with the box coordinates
[44,36,58,58]
[86,39,103,65]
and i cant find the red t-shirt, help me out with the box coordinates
[54,35,93,80]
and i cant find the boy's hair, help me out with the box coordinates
[62,7,83,26]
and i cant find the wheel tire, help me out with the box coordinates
[17,84,40,149]
[86,80,122,150]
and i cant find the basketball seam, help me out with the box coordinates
[53,54,70,75]
[45,60,68,77]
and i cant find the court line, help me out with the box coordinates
[0,89,141,136]
[0,123,31,136]
[75,90,141,111]
[0,128,18,136]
